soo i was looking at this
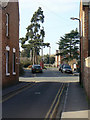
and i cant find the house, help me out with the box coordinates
[55,50,62,67]
[0,1,19,88]
[80,0,90,99]
[55,50,78,71]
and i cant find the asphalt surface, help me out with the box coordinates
[3,82,64,118]
[2,68,79,119]
[20,68,79,83]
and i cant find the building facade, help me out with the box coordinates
[55,50,62,67]
[80,0,90,99]
[55,50,78,71]
[0,1,19,88]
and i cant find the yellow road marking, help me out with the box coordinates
[44,83,64,119]
[0,83,36,103]
[49,85,65,119]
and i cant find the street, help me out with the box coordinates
[2,68,79,119]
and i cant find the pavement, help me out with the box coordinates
[57,82,90,120]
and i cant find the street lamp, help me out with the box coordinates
[70,17,81,36]
[70,17,81,84]
[70,17,80,21]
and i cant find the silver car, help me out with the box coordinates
[62,65,72,74]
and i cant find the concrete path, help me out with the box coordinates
[61,82,89,119]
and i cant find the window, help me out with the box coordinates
[6,13,9,37]
[13,53,16,74]
[13,48,16,75]
[6,46,10,76]
[6,51,10,76]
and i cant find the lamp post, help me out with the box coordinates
[70,17,81,84]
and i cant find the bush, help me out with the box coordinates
[19,63,25,76]
[20,57,33,68]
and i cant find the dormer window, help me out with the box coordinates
[6,13,9,37]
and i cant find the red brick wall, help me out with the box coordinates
[0,9,2,88]
[2,2,19,87]
[83,7,89,58]
[83,7,90,100]
[80,3,90,100]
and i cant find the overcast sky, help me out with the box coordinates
[19,0,80,55]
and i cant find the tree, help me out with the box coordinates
[44,54,49,64]
[57,29,80,62]
[20,7,50,64]
[21,49,30,58]
[44,54,55,64]
[49,55,55,64]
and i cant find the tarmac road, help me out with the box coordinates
[3,82,65,118]
[2,68,79,119]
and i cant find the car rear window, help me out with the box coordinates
[34,66,41,69]
[64,66,71,69]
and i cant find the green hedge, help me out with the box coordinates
[19,63,25,76]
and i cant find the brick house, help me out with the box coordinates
[55,50,78,71]
[55,50,61,67]
[0,1,19,88]
[80,0,90,99]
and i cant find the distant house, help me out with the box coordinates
[0,1,19,87]
[55,50,62,67]
[55,50,78,71]
[80,0,90,99]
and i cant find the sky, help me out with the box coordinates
[19,0,80,55]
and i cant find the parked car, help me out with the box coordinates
[62,64,73,74]
[31,64,43,73]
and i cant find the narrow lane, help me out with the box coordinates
[3,82,64,118]
[2,68,79,119]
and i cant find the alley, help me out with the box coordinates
[2,68,79,119]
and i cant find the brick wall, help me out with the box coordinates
[0,8,2,120]
[80,1,90,100]
[83,6,90,100]
[0,8,2,85]
[2,2,19,87]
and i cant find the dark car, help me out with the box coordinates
[31,65,43,73]
[62,64,72,74]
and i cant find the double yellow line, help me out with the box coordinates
[44,83,65,119]
[1,82,36,103]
